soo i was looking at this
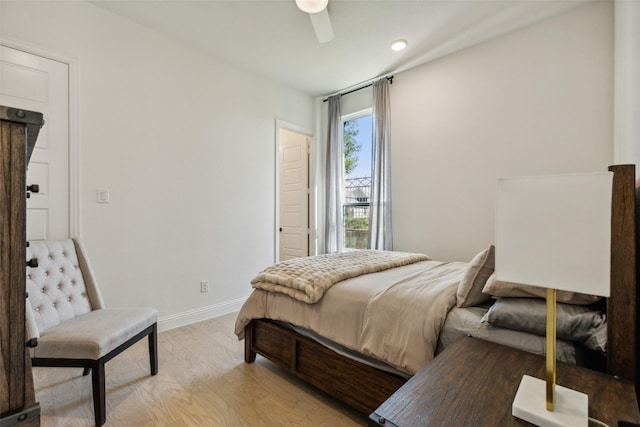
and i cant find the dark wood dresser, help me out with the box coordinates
[1,106,44,426]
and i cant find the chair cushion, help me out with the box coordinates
[32,307,158,360]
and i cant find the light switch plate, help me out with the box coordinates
[97,189,110,204]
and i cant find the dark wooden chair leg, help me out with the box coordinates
[91,360,106,427]
[148,323,158,375]
[83,367,91,376]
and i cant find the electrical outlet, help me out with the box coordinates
[200,280,209,293]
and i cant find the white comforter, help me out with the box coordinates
[235,260,466,375]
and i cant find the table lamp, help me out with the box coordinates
[495,171,613,427]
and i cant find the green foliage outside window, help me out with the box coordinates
[343,120,361,175]
[344,216,368,230]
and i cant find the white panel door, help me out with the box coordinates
[279,129,309,261]
[0,45,69,240]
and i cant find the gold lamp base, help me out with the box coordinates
[512,289,588,426]
[512,375,588,427]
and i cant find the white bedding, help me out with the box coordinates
[236,260,466,375]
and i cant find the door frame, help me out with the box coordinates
[275,120,315,263]
[1,36,80,238]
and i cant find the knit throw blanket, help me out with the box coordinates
[251,250,430,304]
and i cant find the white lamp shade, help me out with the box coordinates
[495,172,612,297]
[296,0,328,14]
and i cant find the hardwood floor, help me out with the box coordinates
[32,313,365,426]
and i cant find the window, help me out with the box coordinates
[343,111,372,250]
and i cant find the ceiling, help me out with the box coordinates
[89,0,590,97]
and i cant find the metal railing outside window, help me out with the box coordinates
[344,177,370,249]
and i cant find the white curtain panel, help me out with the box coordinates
[325,95,344,253]
[369,78,393,250]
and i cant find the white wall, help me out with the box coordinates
[1,1,315,328]
[392,1,614,262]
[614,0,640,173]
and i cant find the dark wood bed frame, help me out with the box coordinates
[244,164,639,415]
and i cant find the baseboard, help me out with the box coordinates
[157,297,247,332]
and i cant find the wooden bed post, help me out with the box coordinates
[636,170,640,406]
[607,164,637,385]
[244,322,256,363]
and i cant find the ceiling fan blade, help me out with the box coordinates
[309,8,333,43]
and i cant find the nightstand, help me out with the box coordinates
[369,337,640,426]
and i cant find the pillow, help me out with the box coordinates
[481,298,606,343]
[583,323,607,352]
[456,246,495,308]
[482,273,601,305]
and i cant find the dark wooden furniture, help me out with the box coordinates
[1,106,44,426]
[244,164,638,416]
[607,164,637,385]
[244,319,406,414]
[369,337,640,427]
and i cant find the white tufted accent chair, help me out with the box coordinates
[25,239,158,426]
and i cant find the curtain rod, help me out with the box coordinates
[322,75,394,102]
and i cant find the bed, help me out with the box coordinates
[235,164,638,415]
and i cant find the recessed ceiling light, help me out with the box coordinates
[391,39,408,51]
[295,0,328,14]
